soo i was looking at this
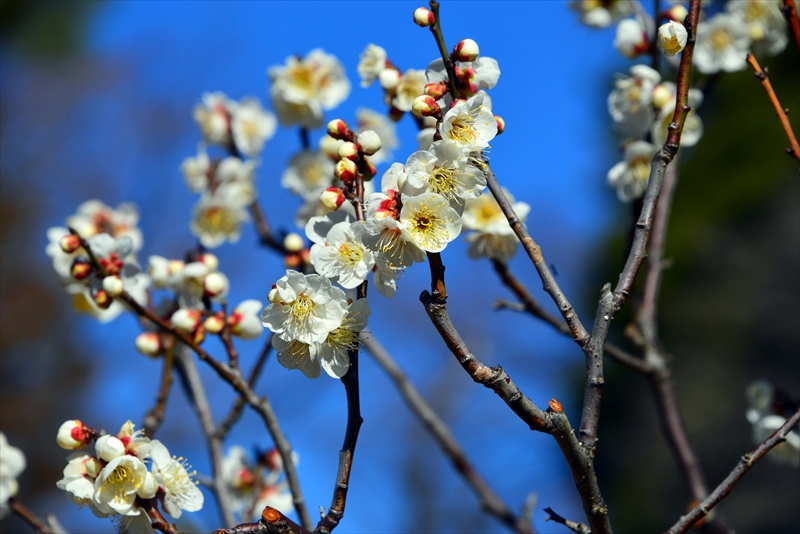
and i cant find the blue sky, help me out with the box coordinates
[1,1,645,532]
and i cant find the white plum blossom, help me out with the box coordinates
[615,18,650,58]
[194,92,237,146]
[356,108,398,165]
[727,0,788,56]
[417,127,436,152]
[400,193,462,253]
[149,440,203,518]
[440,94,497,152]
[92,454,148,516]
[405,140,486,212]
[650,83,704,147]
[607,141,659,202]
[391,69,428,112]
[309,221,375,289]
[260,270,349,345]
[425,56,500,100]
[658,21,688,57]
[190,183,251,248]
[357,44,388,87]
[694,13,751,74]
[269,49,350,128]
[56,453,103,513]
[272,336,320,378]
[372,254,404,298]
[181,145,211,193]
[64,200,144,253]
[608,64,661,138]
[228,300,265,339]
[231,97,277,157]
[570,0,636,28]
[281,150,335,200]
[317,298,371,378]
[462,188,529,262]
[0,432,26,520]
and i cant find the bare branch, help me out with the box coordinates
[218,334,273,439]
[781,0,800,56]
[10,499,53,534]
[143,342,175,437]
[544,506,590,534]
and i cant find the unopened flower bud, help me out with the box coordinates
[203,314,225,334]
[652,84,674,110]
[284,252,302,269]
[362,159,377,181]
[320,187,346,209]
[424,83,448,100]
[135,332,162,357]
[203,272,228,298]
[357,130,382,155]
[494,115,505,135]
[171,309,202,332]
[378,69,401,91]
[327,119,351,141]
[84,457,103,479]
[335,158,358,183]
[92,289,112,309]
[413,7,435,27]
[102,275,124,297]
[320,136,346,161]
[658,21,688,57]
[57,420,90,450]
[268,286,280,304]
[283,233,305,252]
[664,4,688,22]
[192,325,206,344]
[452,38,479,62]
[198,253,219,271]
[338,141,360,161]
[59,234,82,254]
[96,435,125,462]
[411,95,441,118]
[71,259,93,280]
[137,472,158,499]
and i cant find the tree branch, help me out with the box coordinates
[544,506,590,534]
[10,499,52,534]
[218,334,273,439]
[143,341,175,438]
[781,0,800,56]
[665,408,800,534]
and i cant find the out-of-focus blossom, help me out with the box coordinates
[194,92,237,146]
[570,0,636,28]
[221,446,295,521]
[231,98,277,157]
[726,0,788,56]
[607,141,659,202]
[190,183,251,248]
[281,150,335,200]
[462,188,529,262]
[615,18,650,58]
[357,44,388,87]
[227,300,265,339]
[391,69,428,112]
[607,64,661,138]
[694,13,751,74]
[61,200,143,253]
[181,146,212,193]
[0,432,26,519]
[650,83,704,147]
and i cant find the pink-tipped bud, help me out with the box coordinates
[59,234,82,254]
[411,95,441,118]
[321,187,346,210]
[320,136,345,161]
[413,7,435,27]
[193,325,206,344]
[203,272,228,298]
[92,289,112,309]
[203,314,225,334]
[663,4,688,22]
[71,259,93,280]
[135,332,162,357]
[283,233,305,253]
[102,275,124,297]
[452,38,479,62]
[171,309,202,333]
[57,420,91,450]
[335,158,358,183]
[338,141,360,161]
[651,84,674,110]
[198,252,219,271]
[494,115,505,135]
[357,130,382,156]
[378,69,401,91]
[284,252,303,269]
[424,83,448,100]
[327,119,352,141]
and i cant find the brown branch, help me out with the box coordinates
[782,0,800,56]
[745,53,800,161]
[10,500,52,534]
[427,0,461,100]
[665,408,800,534]
[544,506,590,534]
[143,341,175,437]
[360,333,534,534]
[218,333,273,439]
[139,497,179,534]
[220,302,241,369]
[173,345,236,528]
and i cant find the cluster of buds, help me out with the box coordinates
[282,232,309,269]
[67,233,141,310]
[326,118,380,184]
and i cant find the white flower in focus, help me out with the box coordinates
[607,141,658,202]
[309,221,375,289]
[462,188,529,262]
[316,298,370,378]
[726,0,787,56]
[391,69,428,112]
[694,13,751,74]
[181,146,211,193]
[269,49,350,127]
[149,440,203,518]
[273,336,320,378]
[190,184,250,248]
[400,193,462,253]
[194,92,237,146]
[440,94,497,152]
[571,0,636,27]
[650,85,704,147]
[116,420,151,461]
[752,415,800,467]
[405,140,486,212]
[372,254,403,298]
[356,108,398,165]
[93,455,148,515]
[658,21,688,56]
[260,270,348,345]
[281,150,335,200]
[56,453,102,511]
[615,18,650,58]
[358,44,387,87]
[232,98,277,157]
[607,64,661,138]
[0,432,25,519]
[228,300,264,339]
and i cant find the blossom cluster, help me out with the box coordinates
[221,446,295,522]
[55,420,203,532]
[0,432,26,520]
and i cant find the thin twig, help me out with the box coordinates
[665,408,800,534]
[10,500,52,534]
[427,0,461,100]
[218,334,274,439]
[361,333,534,534]
[139,497,179,534]
[745,53,800,161]
[781,0,800,56]
[173,345,236,528]
[143,341,175,437]
[544,506,590,534]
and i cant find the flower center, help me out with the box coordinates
[289,294,316,322]
[409,207,448,249]
[429,165,458,200]
[199,206,238,235]
[709,28,732,52]
[337,242,363,266]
